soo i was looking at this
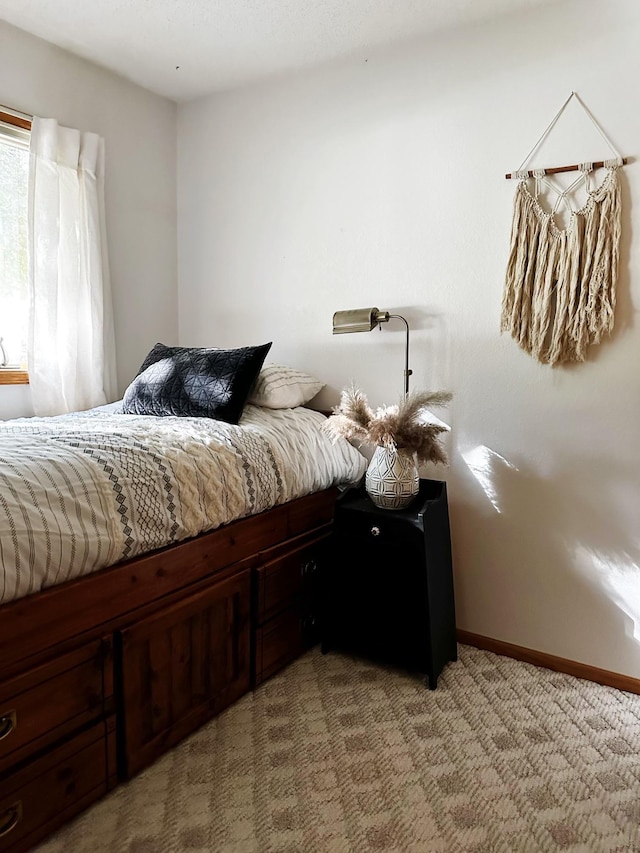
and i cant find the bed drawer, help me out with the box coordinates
[254,609,318,686]
[255,536,326,625]
[0,720,113,853]
[0,639,112,775]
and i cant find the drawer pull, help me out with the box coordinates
[0,801,22,838]
[301,560,317,577]
[0,710,16,741]
[370,526,381,537]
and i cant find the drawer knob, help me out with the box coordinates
[370,526,381,537]
[0,710,16,741]
[0,802,22,838]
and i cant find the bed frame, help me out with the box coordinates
[0,488,337,852]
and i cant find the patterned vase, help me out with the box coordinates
[365,445,420,510]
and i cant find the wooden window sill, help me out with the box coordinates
[0,370,29,385]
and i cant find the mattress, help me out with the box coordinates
[0,404,366,604]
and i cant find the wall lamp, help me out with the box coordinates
[332,307,412,396]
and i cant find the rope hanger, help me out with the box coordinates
[505,92,627,179]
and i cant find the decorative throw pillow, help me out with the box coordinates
[248,363,324,409]
[122,342,272,424]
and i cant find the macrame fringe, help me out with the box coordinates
[501,167,621,365]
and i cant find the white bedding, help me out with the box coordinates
[0,404,366,604]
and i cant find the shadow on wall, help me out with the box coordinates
[450,444,640,675]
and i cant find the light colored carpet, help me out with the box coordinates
[37,645,640,853]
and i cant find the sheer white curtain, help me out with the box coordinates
[28,118,117,416]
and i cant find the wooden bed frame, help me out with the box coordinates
[0,487,337,852]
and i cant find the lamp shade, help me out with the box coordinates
[332,308,389,334]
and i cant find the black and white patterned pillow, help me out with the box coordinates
[122,342,272,424]
[248,363,324,409]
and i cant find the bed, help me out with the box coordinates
[0,401,364,604]
[0,367,365,852]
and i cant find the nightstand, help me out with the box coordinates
[321,479,457,688]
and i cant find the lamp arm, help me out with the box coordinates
[387,314,412,396]
[331,306,411,397]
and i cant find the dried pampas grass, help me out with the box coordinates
[324,386,452,466]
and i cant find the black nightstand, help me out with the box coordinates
[321,479,457,688]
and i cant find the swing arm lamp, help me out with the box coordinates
[332,307,412,396]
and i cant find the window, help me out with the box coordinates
[0,109,31,384]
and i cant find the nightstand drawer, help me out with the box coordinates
[333,481,448,543]
[0,640,112,774]
[255,538,324,625]
[334,509,421,546]
[0,720,111,853]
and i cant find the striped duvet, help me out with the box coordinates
[0,404,366,604]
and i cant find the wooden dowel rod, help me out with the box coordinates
[505,157,628,179]
[0,110,31,130]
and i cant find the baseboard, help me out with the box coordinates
[457,630,640,696]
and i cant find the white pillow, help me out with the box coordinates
[248,363,324,409]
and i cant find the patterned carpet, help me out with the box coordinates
[37,645,640,853]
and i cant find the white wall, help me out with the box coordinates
[0,20,177,418]
[178,0,640,677]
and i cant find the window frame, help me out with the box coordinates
[0,108,31,386]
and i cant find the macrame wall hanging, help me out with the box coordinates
[501,92,627,366]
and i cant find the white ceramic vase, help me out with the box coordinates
[365,445,420,510]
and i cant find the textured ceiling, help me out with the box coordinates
[0,0,557,102]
